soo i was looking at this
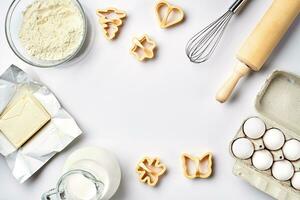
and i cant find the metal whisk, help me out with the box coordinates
[186,0,249,63]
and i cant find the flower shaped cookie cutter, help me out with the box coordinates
[130,34,156,61]
[136,157,167,186]
[181,152,213,179]
[155,0,184,29]
[96,7,127,40]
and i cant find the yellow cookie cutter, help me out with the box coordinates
[130,34,156,61]
[181,152,213,179]
[155,0,184,29]
[96,7,127,40]
[136,157,167,187]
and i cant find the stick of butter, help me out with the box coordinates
[0,94,51,148]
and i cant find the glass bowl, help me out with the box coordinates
[5,0,87,68]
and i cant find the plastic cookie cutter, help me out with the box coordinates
[130,34,156,61]
[136,157,167,187]
[96,7,127,40]
[155,0,184,29]
[181,152,213,179]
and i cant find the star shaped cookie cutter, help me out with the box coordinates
[181,152,213,179]
[130,34,156,61]
[96,7,127,40]
[155,0,184,28]
[136,157,167,186]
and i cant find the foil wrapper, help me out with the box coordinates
[0,65,82,183]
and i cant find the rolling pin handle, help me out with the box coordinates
[216,62,250,103]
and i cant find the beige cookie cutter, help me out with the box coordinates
[96,7,127,40]
[136,157,167,186]
[155,0,184,29]
[181,152,213,179]
[130,34,156,61]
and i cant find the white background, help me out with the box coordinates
[0,0,300,199]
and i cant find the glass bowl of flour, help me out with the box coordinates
[5,0,87,68]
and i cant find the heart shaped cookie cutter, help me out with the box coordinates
[96,7,127,40]
[136,157,167,187]
[181,152,213,179]
[155,0,184,29]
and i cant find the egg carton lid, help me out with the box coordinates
[255,71,300,140]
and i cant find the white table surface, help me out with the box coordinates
[0,0,300,199]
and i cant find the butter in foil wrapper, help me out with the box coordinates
[0,65,82,183]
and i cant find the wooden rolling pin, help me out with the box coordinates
[216,0,300,103]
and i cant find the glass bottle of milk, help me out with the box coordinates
[42,147,121,200]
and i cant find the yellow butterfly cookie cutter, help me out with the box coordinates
[181,152,213,179]
[155,0,185,29]
[136,156,167,187]
[130,34,156,61]
[96,7,127,40]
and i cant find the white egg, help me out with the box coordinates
[263,128,285,150]
[243,117,266,139]
[272,160,294,181]
[231,138,254,160]
[282,139,300,161]
[291,172,300,190]
[252,150,273,171]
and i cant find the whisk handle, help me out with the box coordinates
[229,0,249,13]
[216,62,250,103]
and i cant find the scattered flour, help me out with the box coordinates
[19,0,85,61]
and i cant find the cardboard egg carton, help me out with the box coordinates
[230,71,300,200]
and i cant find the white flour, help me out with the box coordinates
[19,0,84,61]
